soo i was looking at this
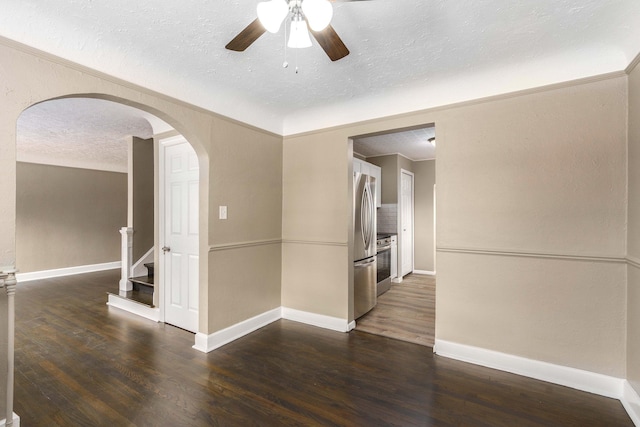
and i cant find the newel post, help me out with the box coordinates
[1,270,17,427]
[120,227,134,292]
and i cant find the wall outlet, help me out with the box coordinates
[219,205,227,220]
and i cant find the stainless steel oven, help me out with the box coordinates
[376,235,392,296]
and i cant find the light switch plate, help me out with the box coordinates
[219,205,227,220]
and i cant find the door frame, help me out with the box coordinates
[398,168,415,279]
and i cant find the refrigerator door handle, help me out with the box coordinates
[361,182,373,251]
[354,257,376,268]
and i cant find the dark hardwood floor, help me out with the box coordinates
[13,270,633,426]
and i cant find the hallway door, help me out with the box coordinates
[401,170,414,277]
[161,137,199,333]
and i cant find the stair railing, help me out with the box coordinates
[0,269,16,427]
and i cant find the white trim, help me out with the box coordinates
[131,247,154,277]
[437,246,625,264]
[209,239,282,252]
[119,227,133,292]
[0,413,20,427]
[158,136,167,323]
[434,339,624,399]
[282,239,348,247]
[622,381,640,426]
[626,51,640,74]
[192,307,281,353]
[16,261,121,282]
[107,294,160,322]
[412,270,436,276]
[282,307,354,332]
[159,134,188,147]
[191,307,355,354]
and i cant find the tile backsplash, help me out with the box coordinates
[377,203,397,234]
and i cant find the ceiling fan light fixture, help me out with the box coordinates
[302,0,333,31]
[288,16,312,48]
[257,0,289,33]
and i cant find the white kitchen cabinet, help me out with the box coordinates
[353,158,382,207]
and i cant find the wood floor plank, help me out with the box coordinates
[12,269,633,426]
[355,273,436,346]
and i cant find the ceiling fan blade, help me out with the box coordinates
[311,24,350,61]
[226,18,266,52]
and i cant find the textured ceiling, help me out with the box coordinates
[17,98,166,172]
[353,126,436,161]
[2,0,639,136]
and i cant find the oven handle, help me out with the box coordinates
[376,244,391,252]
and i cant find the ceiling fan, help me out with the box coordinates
[226,0,361,62]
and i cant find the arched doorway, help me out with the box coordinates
[15,95,207,335]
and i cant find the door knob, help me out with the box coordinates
[162,246,171,253]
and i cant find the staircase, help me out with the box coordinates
[123,262,154,306]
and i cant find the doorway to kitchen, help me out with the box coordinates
[350,124,436,347]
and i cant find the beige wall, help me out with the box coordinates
[368,155,397,204]
[207,119,283,331]
[627,60,640,394]
[283,75,628,377]
[131,137,154,263]
[414,160,436,272]
[16,162,127,272]
[282,130,352,318]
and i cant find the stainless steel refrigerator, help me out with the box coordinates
[353,172,377,319]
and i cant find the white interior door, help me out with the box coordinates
[162,138,199,333]
[401,170,414,277]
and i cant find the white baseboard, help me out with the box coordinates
[434,339,624,400]
[413,270,436,276]
[193,307,354,353]
[107,294,160,322]
[622,381,640,426]
[16,261,121,282]
[132,247,154,277]
[282,307,353,332]
[193,307,281,353]
[0,413,20,426]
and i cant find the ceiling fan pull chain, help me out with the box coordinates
[283,17,289,68]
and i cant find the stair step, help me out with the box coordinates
[107,291,155,308]
[130,276,154,286]
[129,276,154,295]
[144,262,154,278]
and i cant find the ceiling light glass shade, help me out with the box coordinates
[288,19,312,48]
[301,0,333,31]
[257,0,289,33]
